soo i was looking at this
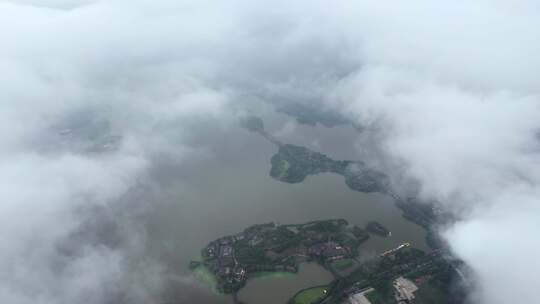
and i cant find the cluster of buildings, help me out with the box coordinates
[203,237,247,292]
[307,241,352,262]
[200,222,298,293]
[195,219,390,297]
[346,287,374,304]
[340,244,453,304]
[345,276,419,304]
[393,276,419,303]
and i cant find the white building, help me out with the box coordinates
[393,276,418,303]
[347,288,374,304]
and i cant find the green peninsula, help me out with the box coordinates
[270,144,348,183]
[270,143,390,194]
[192,224,465,304]
[190,219,370,295]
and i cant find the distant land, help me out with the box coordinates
[365,221,391,238]
[241,115,452,250]
[190,219,370,298]
[289,244,467,304]
[273,102,354,128]
[191,115,467,304]
[191,219,465,304]
[270,143,390,194]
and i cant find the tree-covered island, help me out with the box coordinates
[191,220,466,304]
[190,219,370,295]
[269,143,390,195]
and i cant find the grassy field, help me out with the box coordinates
[192,265,221,294]
[331,259,354,271]
[250,271,296,280]
[290,286,328,304]
[413,283,449,304]
[275,159,291,178]
[365,290,387,304]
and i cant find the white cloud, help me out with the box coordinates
[1,1,539,303]
[0,1,233,303]
[4,0,97,10]
[324,2,540,303]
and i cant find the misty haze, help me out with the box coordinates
[1,1,539,304]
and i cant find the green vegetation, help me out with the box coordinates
[343,166,390,194]
[248,271,296,280]
[266,140,446,251]
[331,259,354,271]
[269,144,389,195]
[270,144,352,183]
[192,218,465,304]
[414,283,448,303]
[290,286,329,304]
[273,159,291,180]
[232,115,463,302]
[192,265,221,294]
[285,246,466,304]
[244,116,445,252]
[351,226,370,241]
[364,290,386,304]
[191,219,369,296]
[365,221,391,237]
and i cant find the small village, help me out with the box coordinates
[190,219,371,295]
[191,217,464,304]
[309,246,464,304]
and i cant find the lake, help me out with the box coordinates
[143,107,427,303]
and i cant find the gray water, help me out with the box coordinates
[145,108,427,303]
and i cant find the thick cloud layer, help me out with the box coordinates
[0,2,233,303]
[323,2,540,303]
[330,67,540,303]
[1,1,538,303]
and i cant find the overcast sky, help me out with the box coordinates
[1,1,539,303]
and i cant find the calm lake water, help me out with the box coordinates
[145,107,427,303]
